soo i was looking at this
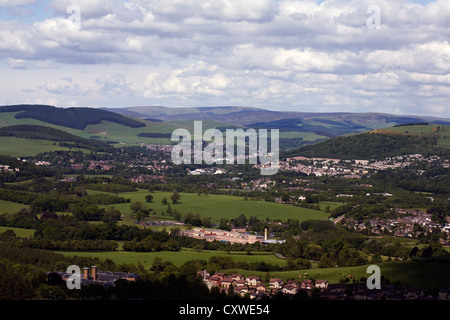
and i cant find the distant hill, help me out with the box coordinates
[1,104,449,154]
[0,105,145,130]
[103,106,450,138]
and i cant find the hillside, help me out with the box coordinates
[104,106,450,137]
[374,123,450,149]
[1,105,449,154]
[0,105,145,130]
[0,125,113,152]
[283,129,450,160]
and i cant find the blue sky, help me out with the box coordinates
[0,0,449,118]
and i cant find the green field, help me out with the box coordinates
[0,226,34,238]
[0,200,29,214]
[58,248,287,268]
[0,137,90,157]
[90,189,332,223]
[377,124,450,149]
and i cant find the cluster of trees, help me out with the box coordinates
[275,222,448,269]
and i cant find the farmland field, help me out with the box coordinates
[376,124,450,149]
[0,137,89,157]
[0,199,29,214]
[88,189,332,223]
[0,226,34,238]
[57,248,287,268]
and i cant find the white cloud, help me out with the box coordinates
[0,0,448,118]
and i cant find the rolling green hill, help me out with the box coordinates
[1,105,449,157]
[283,125,450,160]
[375,123,450,149]
[0,125,111,150]
[89,189,331,224]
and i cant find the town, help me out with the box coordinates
[197,270,450,300]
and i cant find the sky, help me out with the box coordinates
[0,0,449,118]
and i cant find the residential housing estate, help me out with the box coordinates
[198,270,450,300]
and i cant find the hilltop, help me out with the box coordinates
[283,124,450,160]
[0,104,449,157]
[104,105,450,137]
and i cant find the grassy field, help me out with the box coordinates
[89,189,332,223]
[0,137,89,157]
[0,226,34,238]
[0,199,29,214]
[376,124,450,149]
[58,248,287,268]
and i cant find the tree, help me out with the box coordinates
[319,254,335,268]
[409,246,419,259]
[102,207,121,224]
[130,202,145,213]
[171,191,181,204]
[233,214,247,228]
[145,195,154,203]
[162,197,168,206]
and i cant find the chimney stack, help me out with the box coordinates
[92,266,98,281]
[83,267,89,279]
[264,228,268,242]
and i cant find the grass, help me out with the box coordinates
[0,200,29,214]
[89,189,332,223]
[0,226,34,238]
[0,137,89,157]
[376,124,450,149]
[57,249,287,268]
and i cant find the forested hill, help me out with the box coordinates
[282,132,450,160]
[0,105,145,130]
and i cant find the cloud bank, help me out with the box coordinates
[0,0,449,117]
